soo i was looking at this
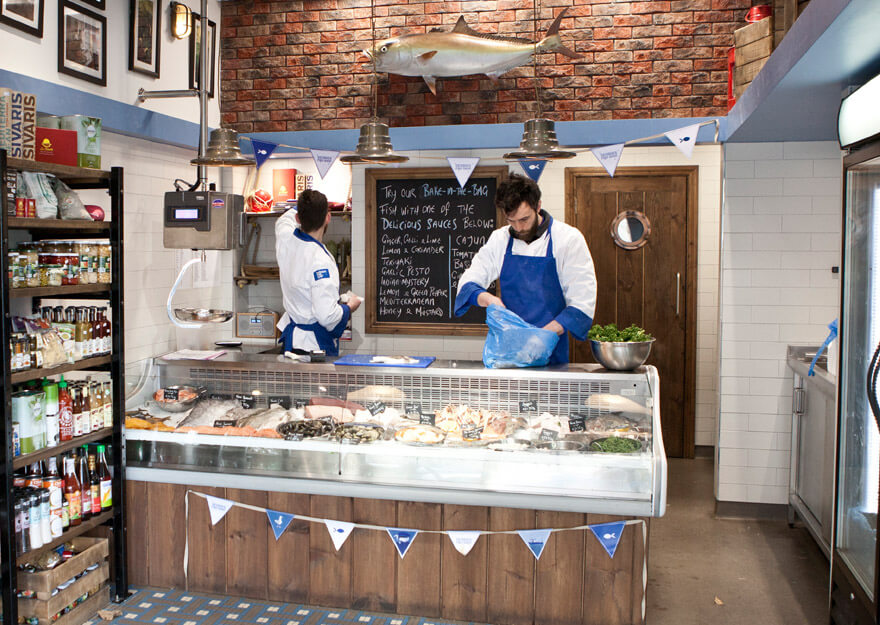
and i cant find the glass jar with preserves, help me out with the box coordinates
[25,263,41,288]
[76,241,95,284]
[19,242,38,268]
[46,265,64,287]
[97,242,111,283]
[59,254,79,285]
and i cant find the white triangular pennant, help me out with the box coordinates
[386,528,419,559]
[589,521,626,559]
[591,143,625,177]
[520,159,547,182]
[447,531,481,556]
[446,157,480,188]
[664,123,700,158]
[266,509,295,541]
[518,528,552,560]
[311,149,340,179]
[324,520,355,551]
[205,495,234,525]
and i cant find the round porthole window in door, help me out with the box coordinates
[610,210,651,250]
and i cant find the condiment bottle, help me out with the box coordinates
[86,308,96,357]
[81,382,91,435]
[63,456,82,527]
[72,385,83,437]
[43,456,63,538]
[91,382,103,431]
[88,451,100,515]
[97,445,112,510]
[102,382,112,429]
[25,461,43,488]
[102,307,112,354]
[42,379,59,448]
[78,447,92,520]
[58,377,73,442]
[39,489,51,545]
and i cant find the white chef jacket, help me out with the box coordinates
[275,209,348,352]
[455,214,597,336]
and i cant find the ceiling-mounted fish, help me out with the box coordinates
[364,8,579,95]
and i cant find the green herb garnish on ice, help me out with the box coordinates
[589,437,642,453]
[588,323,653,343]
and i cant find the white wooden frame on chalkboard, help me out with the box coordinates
[365,167,508,336]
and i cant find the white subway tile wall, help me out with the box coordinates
[717,141,842,504]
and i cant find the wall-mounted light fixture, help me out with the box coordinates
[170,2,192,40]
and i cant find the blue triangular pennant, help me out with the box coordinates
[518,528,552,560]
[589,521,626,559]
[251,139,278,169]
[386,528,419,559]
[265,509,295,541]
[520,159,547,182]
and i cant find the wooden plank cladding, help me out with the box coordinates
[127,481,649,625]
[732,16,775,99]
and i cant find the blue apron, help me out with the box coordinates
[499,229,569,364]
[279,320,339,356]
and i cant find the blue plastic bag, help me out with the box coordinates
[482,305,560,368]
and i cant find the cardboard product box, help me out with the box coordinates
[272,168,297,202]
[295,173,313,199]
[0,87,11,152]
[59,115,101,169]
[35,127,78,167]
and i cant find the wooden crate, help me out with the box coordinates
[31,585,110,625]
[18,537,109,594]
[733,16,774,99]
[19,563,109,619]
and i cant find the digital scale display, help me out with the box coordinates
[173,208,201,220]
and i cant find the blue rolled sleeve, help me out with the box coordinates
[328,304,351,338]
[454,281,487,317]
[555,306,592,340]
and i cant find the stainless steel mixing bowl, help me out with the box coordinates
[590,339,655,370]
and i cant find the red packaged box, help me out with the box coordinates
[27,198,35,217]
[35,127,78,167]
[273,168,297,203]
[15,198,26,217]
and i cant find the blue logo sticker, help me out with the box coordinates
[313,268,330,281]
[212,198,225,208]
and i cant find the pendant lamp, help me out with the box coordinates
[343,0,408,165]
[191,128,255,167]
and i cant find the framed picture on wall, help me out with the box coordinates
[188,13,216,98]
[58,0,106,86]
[129,0,161,77]
[0,0,45,38]
[77,0,105,9]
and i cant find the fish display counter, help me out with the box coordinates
[123,353,666,625]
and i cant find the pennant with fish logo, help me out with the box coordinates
[386,528,419,559]
[589,521,626,559]
[591,143,625,177]
[265,509,295,541]
[447,157,480,189]
[518,528,552,560]
[324,520,355,551]
[311,149,340,179]
[205,495,234,525]
[520,159,547,182]
[664,124,701,158]
[447,531,481,556]
[251,139,278,170]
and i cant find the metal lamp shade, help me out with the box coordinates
[503,118,576,160]
[191,128,255,167]
[340,120,409,164]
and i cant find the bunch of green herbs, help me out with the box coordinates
[588,323,653,343]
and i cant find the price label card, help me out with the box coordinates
[269,396,291,410]
[519,399,538,412]
[462,425,483,441]
[405,402,422,415]
[539,428,559,442]
[163,388,179,401]
[366,401,386,416]
[293,399,307,409]
[213,419,236,428]
[419,413,436,426]
[209,393,233,401]
[568,414,586,432]
[235,394,256,409]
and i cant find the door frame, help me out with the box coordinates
[564,166,699,458]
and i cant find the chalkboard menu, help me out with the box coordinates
[366,167,507,335]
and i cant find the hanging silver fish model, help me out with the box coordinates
[364,8,579,95]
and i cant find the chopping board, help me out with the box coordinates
[333,354,436,368]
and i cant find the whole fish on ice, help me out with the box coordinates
[364,9,579,95]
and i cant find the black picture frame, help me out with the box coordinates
[58,0,106,86]
[129,0,161,78]
[188,13,216,98]
[0,0,45,38]
[77,0,105,9]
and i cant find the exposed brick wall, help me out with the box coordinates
[220,0,751,133]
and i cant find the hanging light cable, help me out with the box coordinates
[503,0,575,161]
[341,0,408,164]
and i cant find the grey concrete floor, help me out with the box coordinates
[647,458,829,624]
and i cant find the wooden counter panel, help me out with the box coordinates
[584,514,645,625]
[309,495,353,608]
[396,501,441,617]
[187,486,227,595]
[125,481,150,587]
[440,504,489,623]
[351,498,397,612]
[267,492,311,604]
[147,483,188,588]
[227,489,268,599]
[535,511,586,625]
[488,507,536,625]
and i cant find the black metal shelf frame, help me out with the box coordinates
[0,150,129,625]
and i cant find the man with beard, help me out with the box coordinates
[454,173,596,364]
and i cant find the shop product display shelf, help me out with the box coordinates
[6,158,109,185]
[13,428,113,470]
[9,284,109,299]
[16,511,113,564]
[7,218,110,231]
[10,355,112,385]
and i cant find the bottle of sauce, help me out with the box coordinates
[74,308,86,360]
[72,385,83,437]
[102,382,112,429]
[97,444,112,510]
[88,450,100,516]
[43,456,64,538]
[90,381,102,431]
[101,307,111,354]
[78,447,92,520]
[25,461,43,488]
[63,456,82,527]
[58,377,73,442]
[84,308,95,357]
[42,379,60,448]
[81,383,91,435]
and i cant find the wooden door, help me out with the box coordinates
[565,167,697,458]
